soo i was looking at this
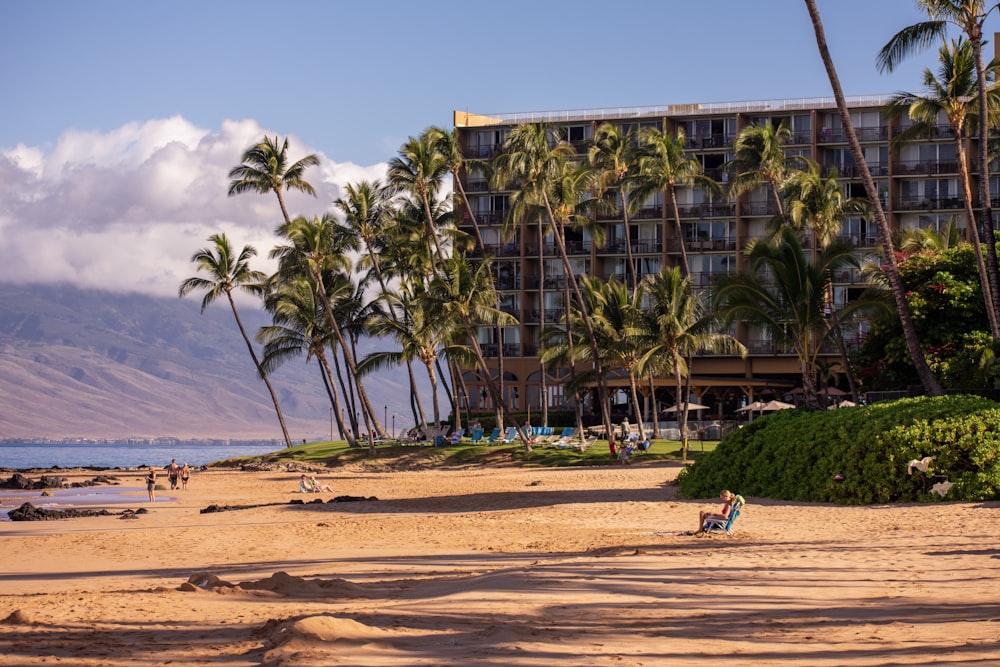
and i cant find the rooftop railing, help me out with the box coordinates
[472,95,897,126]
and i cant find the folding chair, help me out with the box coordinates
[702,495,745,535]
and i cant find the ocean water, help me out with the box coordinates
[0,441,281,470]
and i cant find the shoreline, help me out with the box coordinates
[1,465,998,666]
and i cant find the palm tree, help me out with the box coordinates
[178,233,293,447]
[227,136,320,224]
[387,129,451,265]
[493,123,617,446]
[883,37,1000,337]
[589,123,642,288]
[781,158,869,249]
[271,215,388,449]
[726,120,808,218]
[360,281,447,429]
[804,0,945,396]
[641,267,746,459]
[713,227,890,408]
[425,254,528,446]
[877,0,1000,358]
[554,276,651,441]
[258,275,352,442]
[634,125,717,277]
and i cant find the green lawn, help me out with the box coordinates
[209,437,721,469]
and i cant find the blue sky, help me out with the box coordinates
[2,0,954,165]
[0,0,993,298]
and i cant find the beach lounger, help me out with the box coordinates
[553,427,575,447]
[502,426,518,443]
[486,428,502,443]
[470,428,484,443]
[702,495,745,536]
[450,429,465,445]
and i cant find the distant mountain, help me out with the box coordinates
[0,283,414,441]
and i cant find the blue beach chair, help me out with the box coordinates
[702,495,745,535]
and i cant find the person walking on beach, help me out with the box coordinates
[180,463,191,490]
[146,467,157,502]
[167,459,180,490]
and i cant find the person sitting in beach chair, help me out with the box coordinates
[299,474,319,493]
[695,490,744,536]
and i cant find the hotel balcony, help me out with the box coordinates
[893,159,960,175]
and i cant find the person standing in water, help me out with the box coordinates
[146,467,157,502]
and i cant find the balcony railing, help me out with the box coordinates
[676,203,736,218]
[817,126,887,143]
[895,196,966,211]
[894,159,959,175]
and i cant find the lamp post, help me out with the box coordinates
[384,405,387,437]
[392,414,396,439]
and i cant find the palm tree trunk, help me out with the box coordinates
[621,190,638,287]
[316,348,354,445]
[542,192,616,454]
[274,188,292,226]
[971,37,1000,329]
[225,292,293,447]
[313,272,390,438]
[956,125,1000,336]
[667,186,692,277]
[648,373,661,439]
[537,215,549,428]
[804,0,943,396]
[627,369,646,441]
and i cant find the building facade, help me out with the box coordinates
[451,95,976,421]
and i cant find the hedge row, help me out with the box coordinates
[677,395,1000,504]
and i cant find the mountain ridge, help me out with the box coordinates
[0,283,412,441]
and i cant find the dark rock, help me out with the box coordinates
[0,474,32,490]
[6,502,115,521]
[35,475,67,489]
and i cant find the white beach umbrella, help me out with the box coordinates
[662,402,710,413]
[761,399,795,411]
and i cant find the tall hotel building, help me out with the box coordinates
[451,95,974,419]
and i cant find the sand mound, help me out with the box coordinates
[261,615,398,667]
[239,571,371,598]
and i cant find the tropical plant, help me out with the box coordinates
[178,233,293,447]
[257,275,352,441]
[493,123,616,445]
[726,120,808,218]
[387,129,452,265]
[713,227,890,408]
[641,267,746,459]
[634,125,718,277]
[589,123,642,287]
[227,135,320,224]
[878,0,1000,329]
[883,37,1000,337]
[803,0,945,396]
[780,158,870,249]
[271,215,387,450]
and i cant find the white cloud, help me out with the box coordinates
[0,117,389,299]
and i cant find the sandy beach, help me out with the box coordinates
[1,460,999,666]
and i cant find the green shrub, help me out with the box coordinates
[677,394,1000,504]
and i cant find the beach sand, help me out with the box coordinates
[1,460,998,666]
